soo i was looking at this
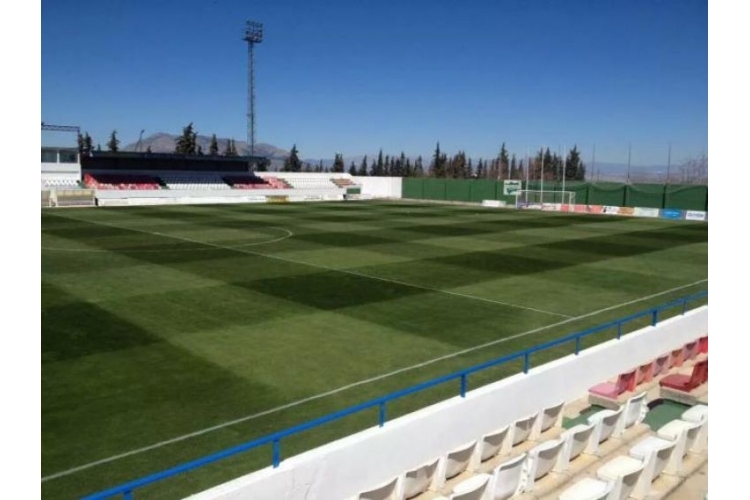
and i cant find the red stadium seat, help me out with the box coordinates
[659,359,708,392]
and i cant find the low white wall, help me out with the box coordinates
[353,177,402,199]
[95,188,345,207]
[187,307,707,500]
[42,162,81,175]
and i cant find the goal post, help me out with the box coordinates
[514,190,575,211]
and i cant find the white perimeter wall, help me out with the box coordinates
[186,307,707,500]
[353,176,402,198]
[42,162,81,177]
[95,189,344,207]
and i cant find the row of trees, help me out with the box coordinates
[77,131,122,155]
[76,124,263,167]
[282,142,587,182]
[174,123,243,157]
[76,124,702,184]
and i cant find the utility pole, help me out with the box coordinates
[626,142,632,184]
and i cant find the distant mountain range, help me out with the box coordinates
[123,132,678,179]
[123,133,292,169]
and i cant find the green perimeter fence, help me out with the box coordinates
[401,179,708,211]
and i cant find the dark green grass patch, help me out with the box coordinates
[41,202,707,500]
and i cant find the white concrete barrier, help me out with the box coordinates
[185,307,707,500]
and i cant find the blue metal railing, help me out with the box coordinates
[81,290,707,499]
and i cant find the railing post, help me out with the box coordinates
[575,336,581,355]
[617,322,623,339]
[272,438,281,468]
[460,374,467,397]
[651,309,659,326]
[682,300,688,315]
[379,401,386,427]
[523,352,530,374]
[124,490,133,500]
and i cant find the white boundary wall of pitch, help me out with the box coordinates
[186,306,707,500]
[353,176,402,198]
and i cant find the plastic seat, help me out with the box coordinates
[698,336,708,354]
[532,401,565,438]
[489,453,527,500]
[589,369,637,399]
[525,438,565,491]
[635,362,654,385]
[478,425,510,463]
[355,475,400,500]
[627,436,677,498]
[653,353,671,376]
[660,359,708,392]
[556,422,596,471]
[614,392,648,436]
[443,441,478,481]
[683,341,699,361]
[681,405,708,450]
[403,458,439,499]
[596,456,646,500]
[558,477,615,500]
[587,406,624,452]
[505,413,538,452]
[445,474,492,500]
[657,418,705,471]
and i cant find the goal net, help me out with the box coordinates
[515,190,575,211]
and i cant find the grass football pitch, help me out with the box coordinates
[41,200,708,499]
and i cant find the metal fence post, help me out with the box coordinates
[460,374,467,397]
[272,439,281,468]
[523,352,530,374]
[379,401,386,427]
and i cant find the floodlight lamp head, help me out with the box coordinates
[243,21,263,43]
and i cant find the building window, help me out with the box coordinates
[41,149,58,163]
[59,150,78,163]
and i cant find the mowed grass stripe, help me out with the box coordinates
[42,277,707,486]
[45,211,572,318]
[41,202,707,499]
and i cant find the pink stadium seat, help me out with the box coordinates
[660,359,708,392]
[636,361,654,385]
[670,347,684,368]
[654,353,670,376]
[699,336,708,354]
[683,341,699,361]
[589,368,637,399]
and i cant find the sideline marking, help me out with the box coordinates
[45,213,572,318]
[41,261,706,482]
[41,227,293,253]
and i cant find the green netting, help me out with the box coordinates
[626,184,665,208]
[402,178,424,199]
[401,179,707,211]
[445,180,472,201]
[423,179,447,200]
[589,185,626,206]
[665,185,708,211]
[567,185,590,205]
[469,180,498,202]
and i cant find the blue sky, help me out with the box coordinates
[41,0,707,165]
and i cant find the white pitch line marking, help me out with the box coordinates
[41,212,708,482]
[41,227,293,253]
[41,278,706,482]
[45,213,572,318]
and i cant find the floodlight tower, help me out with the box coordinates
[243,20,263,156]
